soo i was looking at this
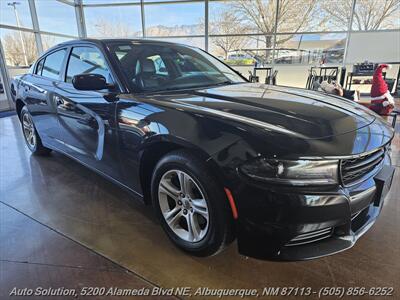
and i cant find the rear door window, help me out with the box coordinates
[42,49,67,80]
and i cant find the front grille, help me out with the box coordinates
[340,148,385,186]
[286,227,333,247]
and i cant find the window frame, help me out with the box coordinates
[36,47,69,81]
[35,58,45,76]
[63,44,119,92]
[109,42,248,93]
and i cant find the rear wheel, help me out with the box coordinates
[151,150,234,256]
[20,106,52,155]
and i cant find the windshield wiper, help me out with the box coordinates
[193,81,234,89]
[216,80,234,85]
[143,81,236,94]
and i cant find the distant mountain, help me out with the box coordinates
[145,24,202,37]
[91,19,202,39]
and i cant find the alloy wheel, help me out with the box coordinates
[22,113,36,149]
[158,169,209,243]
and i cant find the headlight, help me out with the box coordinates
[239,158,338,186]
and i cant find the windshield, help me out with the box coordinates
[108,42,246,93]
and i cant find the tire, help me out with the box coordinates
[151,149,234,257]
[20,106,52,155]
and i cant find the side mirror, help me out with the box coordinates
[72,74,108,91]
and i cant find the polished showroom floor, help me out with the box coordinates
[0,109,399,299]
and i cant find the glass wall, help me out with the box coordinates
[1,0,398,66]
[0,0,78,68]
[208,0,398,69]
[35,0,78,35]
[352,0,400,30]
[0,0,79,110]
[0,0,399,110]
[85,5,142,38]
[41,34,74,52]
[144,2,204,37]
[0,29,37,67]
[0,0,33,29]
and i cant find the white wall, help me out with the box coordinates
[346,31,400,64]
[233,65,332,88]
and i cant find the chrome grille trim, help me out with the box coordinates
[351,211,362,221]
[286,227,333,247]
[349,186,376,202]
[340,148,385,186]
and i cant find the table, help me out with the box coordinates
[345,72,386,90]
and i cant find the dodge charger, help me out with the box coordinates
[11,39,395,260]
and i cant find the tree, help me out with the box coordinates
[3,32,37,66]
[210,10,250,59]
[2,31,58,66]
[217,0,327,62]
[93,19,139,38]
[322,0,400,31]
[146,24,201,36]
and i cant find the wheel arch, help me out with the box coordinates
[15,98,26,120]
[138,136,226,205]
[10,82,17,101]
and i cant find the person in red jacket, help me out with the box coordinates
[366,64,395,115]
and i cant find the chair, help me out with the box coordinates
[390,110,399,128]
[265,70,278,85]
[136,59,160,89]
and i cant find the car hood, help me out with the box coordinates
[119,83,393,158]
[166,83,376,140]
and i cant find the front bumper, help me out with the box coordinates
[234,160,395,261]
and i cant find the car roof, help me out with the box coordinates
[41,38,193,59]
[56,38,184,48]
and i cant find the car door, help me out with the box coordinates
[23,49,68,148]
[53,45,123,181]
[115,53,171,193]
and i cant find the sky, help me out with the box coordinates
[0,0,380,42]
[0,0,205,37]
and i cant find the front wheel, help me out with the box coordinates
[20,106,52,155]
[151,150,234,257]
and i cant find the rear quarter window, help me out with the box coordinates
[35,59,45,75]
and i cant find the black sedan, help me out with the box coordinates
[11,39,395,260]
